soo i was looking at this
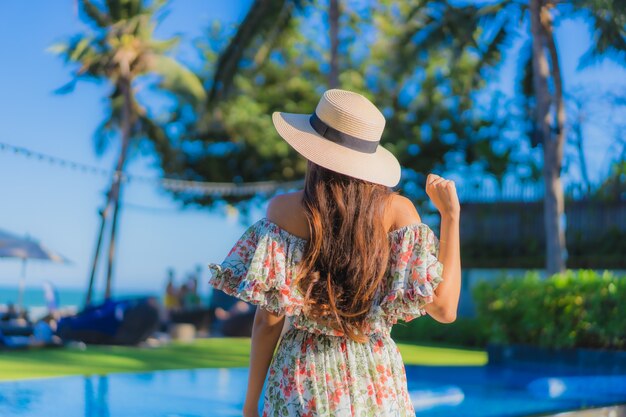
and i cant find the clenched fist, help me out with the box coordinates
[425,173,460,218]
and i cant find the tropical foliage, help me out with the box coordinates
[473,269,626,349]
[163,0,522,213]
[53,0,205,300]
[158,0,625,272]
[57,0,626,291]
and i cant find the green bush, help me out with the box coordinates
[472,269,626,350]
[391,316,488,348]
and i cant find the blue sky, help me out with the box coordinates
[0,0,255,296]
[0,1,624,296]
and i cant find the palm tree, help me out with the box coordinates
[526,0,624,273]
[53,0,205,303]
[414,0,625,273]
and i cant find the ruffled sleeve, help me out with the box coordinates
[380,223,444,323]
[207,218,306,316]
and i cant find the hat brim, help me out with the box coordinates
[272,112,401,187]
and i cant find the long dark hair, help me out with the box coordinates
[296,161,397,342]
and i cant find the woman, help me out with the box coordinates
[209,89,461,416]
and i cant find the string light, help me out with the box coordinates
[0,141,304,196]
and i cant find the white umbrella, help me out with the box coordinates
[0,228,72,310]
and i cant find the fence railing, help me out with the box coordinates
[457,179,623,203]
[458,200,626,268]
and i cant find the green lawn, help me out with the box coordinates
[0,338,487,381]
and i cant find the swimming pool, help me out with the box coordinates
[1,364,625,416]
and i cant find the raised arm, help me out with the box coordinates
[392,175,461,323]
[423,173,461,323]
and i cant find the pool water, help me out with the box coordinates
[1,365,625,417]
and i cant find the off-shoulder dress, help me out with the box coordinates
[208,217,444,417]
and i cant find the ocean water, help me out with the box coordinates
[0,285,160,320]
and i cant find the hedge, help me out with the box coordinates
[472,269,626,350]
[391,315,487,348]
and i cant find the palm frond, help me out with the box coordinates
[480,19,513,70]
[81,0,111,27]
[252,2,296,66]
[208,0,303,107]
[105,0,122,21]
[518,40,534,98]
[574,0,626,68]
[53,77,79,95]
[136,112,181,173]
[151,55,206,108]
[149,35,180,54]
[94,116,117,156]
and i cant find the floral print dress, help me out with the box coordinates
[208,217,444,417]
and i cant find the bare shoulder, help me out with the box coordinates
[266,190,309,238]
[388,194,422,230]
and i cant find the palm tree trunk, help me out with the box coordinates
[105,182,124,300]
[328,0,340,88]
[85,205,108,306]
[104,76,134,300]
[542,3,567,273]
[530,0,566,274]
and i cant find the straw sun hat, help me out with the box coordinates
[272,89,401,187]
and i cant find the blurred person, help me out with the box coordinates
[163,268,180,311]
[218,302,257,338]
[182,275,201,309]
[30,314,62,347]
[42,280,59,315]
[177,283,189,309]
[214,300,253,321]
[208,89,461,417]
[1,302,18,322]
